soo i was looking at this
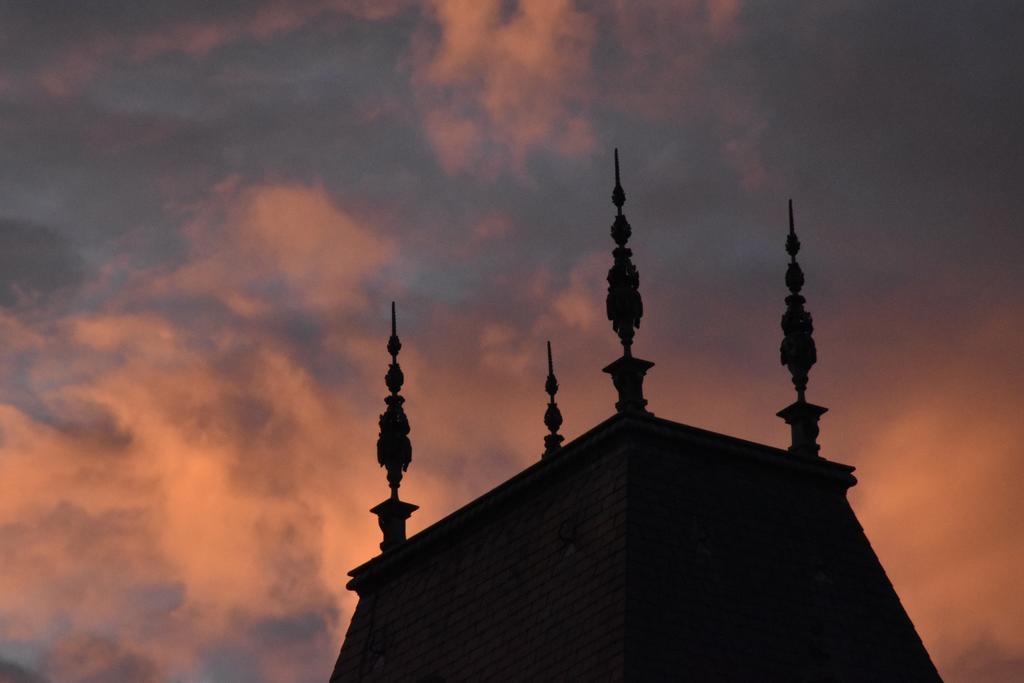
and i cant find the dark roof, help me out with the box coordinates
[330,412,940,682]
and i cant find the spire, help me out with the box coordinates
[370,302,418,551]
[542,341,564,458]
[776,201,827,457]
[603,149,655,414]
[612,148,626,213]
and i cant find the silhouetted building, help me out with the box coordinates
[329,154,940,682]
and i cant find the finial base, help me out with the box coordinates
[777,400,828,458]
[603,355,655,415]
[370,496,419,552]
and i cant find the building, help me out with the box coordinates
[329,153,941,682]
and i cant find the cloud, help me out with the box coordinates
[128,0,411,60]
[409,0,760,175]
[552,252,606,331]
[0,177,636,682]
[943,639,1024,683]
[0,2,1022,682]
[838,309,1024,676]
[415,0,597,172]
[4,1,411,99]
[43,634,161,683]
[0,220,84,308]
[153,179,394,315]
[0,180,397,682]
[0,660,48,683]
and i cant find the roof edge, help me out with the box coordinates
[345,412,856,594]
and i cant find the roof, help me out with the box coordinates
[330,412,940,681]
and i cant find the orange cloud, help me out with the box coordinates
[411,0,756,174]
[1,193,1021,681]
[0,180,398,680]
[25,0,750,181]
[159,180,394,314]
[854,409,1024,662]
[416,0,597,172]
[839,314,1024,676]
[552,251,606,331]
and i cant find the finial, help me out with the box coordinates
[780,201,815,401]
[603,149,654,414]
[606,148,642,354]
[542,341,564,458]
[777,201,827,457]
[371,302,417,550]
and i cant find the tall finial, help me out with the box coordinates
[603,149,654,414]
[371,302,418,550]
[777,201,827,457]
[780,200,815,401]
[542,341,564,458]
[606,148,641,353]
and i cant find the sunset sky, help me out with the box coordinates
[0,2,1022,681]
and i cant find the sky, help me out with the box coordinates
[0,1,1021,681]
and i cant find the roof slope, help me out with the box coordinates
[330,413,940,682]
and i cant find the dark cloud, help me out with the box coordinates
[0,220,83,308]
[129,582,188,619]
[0,1,399,74]
[197,645,270,683]
[944,640,1024,683]
[42,634,161,683]
[47,405,134,455]
[736,0,1024,261]
[0,660,49,683]
[248,610,334,649]
[194,609,341,683]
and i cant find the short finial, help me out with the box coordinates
[603,149,654,414]
[372,302,417,550]
[543,341,564,458]
[777,200,827,457]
